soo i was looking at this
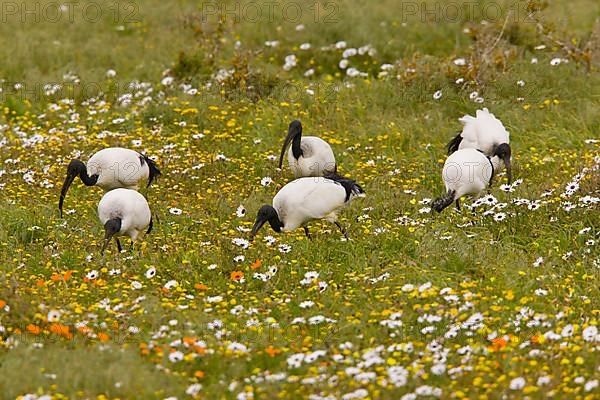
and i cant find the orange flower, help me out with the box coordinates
[78,326,93,336]
[0,300,5,308]
[36,279,45,287]
[193,345,207,355]
[531,333,545,345]
[491,337,507,351]
[265,346,281,357]
[51,271,73,282]
[139,343,150,355]
[97,332,109,342]
[63,270,73,281]
[194,370,205,379]
[194,283,209,290]
[49,323,73,339]
[250,259,262,270]
[26,324,41,335]
[230,271,244,281]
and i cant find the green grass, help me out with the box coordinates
[0,0,599,399]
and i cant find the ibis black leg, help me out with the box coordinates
[455,199,461,211]
[116,238,123,252]
[303,226,312,239]
[334,221,349,239]
[146,216,153,234]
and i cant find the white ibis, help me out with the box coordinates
[250,173,364,240]
[432,147,510,213]
[97,188,152,254]
[447,108,512,183]
[278,120,336,177]
[59,147,161,216]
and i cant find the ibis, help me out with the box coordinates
[447,108,512,183]
[97,188,152,254]
[249,173,364,240]
[278,120,336,177]
[59,147,161,216]
[432,147,510,213]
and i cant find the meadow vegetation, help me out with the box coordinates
[0,0,599,398]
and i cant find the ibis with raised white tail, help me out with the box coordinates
[432,147,510,213]
[97,188,152,254]
[278,120,336,177]
[250,173,364,240]
[59,147,161,216]
[447,108,512,183]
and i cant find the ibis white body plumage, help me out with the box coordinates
[88,148,154,190]
[98,188,152,253]
[447,108,512,183]
[250,174,364,240]
[59,147,160,216]
[432,148,501,212]
[279,120,336,178]
[286,136,336,178]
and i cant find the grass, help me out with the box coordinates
[0,0,599,399]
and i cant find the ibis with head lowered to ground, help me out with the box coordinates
[59,147,161,216]
[250,173,364,241]
[432,146,510,213]
[446,108,512,183]
[97,188,152,254]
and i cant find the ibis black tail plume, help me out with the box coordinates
[141,155,161,187]
[432,190,456,213]
[446,133,463,155]
[324,172,365,202]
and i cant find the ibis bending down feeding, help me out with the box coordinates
[98,188,152,254]
[432,147,510,213]
[59,147,161,216]
[446,108,512,183]
[278,120,336,177]
[250,173,365,241]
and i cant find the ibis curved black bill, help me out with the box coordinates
[278,120,302,168]
[493,143,512,185]
[249,219,267,242]
[249,205,282,242]
[58,172,77,217]
[504,156,512,184]
[101,218,122,254]
[59,160,98,217]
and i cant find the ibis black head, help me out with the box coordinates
[493,143,512,184]
[101,218,122,254]
[279,120,303,168]
[58,159,99,217]
[249,205,282,241]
